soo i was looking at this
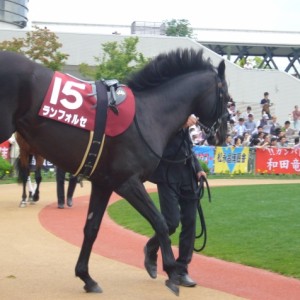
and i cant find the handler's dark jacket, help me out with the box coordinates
[150,128,202,186]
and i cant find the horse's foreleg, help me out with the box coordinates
[115,178,180,296]
[32,168,42,202]
[75,183,112,293]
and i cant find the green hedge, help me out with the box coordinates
[0,156,12,179]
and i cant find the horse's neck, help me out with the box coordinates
[135,91,193,153]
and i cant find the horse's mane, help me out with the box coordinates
[126,48,215,91]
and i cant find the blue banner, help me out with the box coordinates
[193,146,215,173]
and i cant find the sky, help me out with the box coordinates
[28,0,300,32]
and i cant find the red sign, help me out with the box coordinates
[39,72,97,130]
[256,148,300,174]
[0,141,10,160]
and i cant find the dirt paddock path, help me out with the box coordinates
[0,179,300,300]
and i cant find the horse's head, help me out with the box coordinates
[195,59,230,146]
[126,48,230,146]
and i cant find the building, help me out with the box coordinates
[1,3,300,125]
[0,0,29,29]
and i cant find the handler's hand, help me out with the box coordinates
[197,171,207,180]
[184,115,198,128]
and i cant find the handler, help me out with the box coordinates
[144,115,206,287]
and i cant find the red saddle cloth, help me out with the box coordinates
[39,72,135,137]
[105,86,135,137]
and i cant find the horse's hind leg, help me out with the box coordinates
[19,180,27,208]
[75,183,112,293]
[19,168,29,208]
[27,176,34,203]
[115,177,179,296]
[32,167,42,202]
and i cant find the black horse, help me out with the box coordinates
[0,48,230,295]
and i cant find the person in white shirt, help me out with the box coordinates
[242,106,252,120]
[244,114,256,134]
[233,118,247,138]
[8,133,20,167]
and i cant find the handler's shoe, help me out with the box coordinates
[179,273,197,287]
[67,197,73,207]
[143,246,157,279]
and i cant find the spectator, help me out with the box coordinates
[272,127,282,138]
[8,133,20,168]
[234,136,243,147]
[260,92,273,119]
[242,106,252,120]
[251,125,264,137]
[222,134,233,146]
[227,103,236,122]
[244,114,256,134]
[189,126,199,145]
[189,124,205,145]
[242,132,251,146]
[277,136,289,148]
[249,138,261,147]
[258,115,269,131]
[277,130,287,140]
[269,116,281,135]
[228,107,241,123]
[190,131,202,145]
[293,137,300,149]
[233,118,247,138]
[235,110,242,122]
[260,133,271,148]
[244,59,253,69]
[257,131,265,144]
[281,120,297,138]
[270,137,278,147]
[292,105,300,130]
[227,119,236,137]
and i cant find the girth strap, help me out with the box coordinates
[75,80,108,178]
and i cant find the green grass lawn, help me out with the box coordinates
[108,184,300,279]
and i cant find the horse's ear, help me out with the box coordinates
[218,60,226,79]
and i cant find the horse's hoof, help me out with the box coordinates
[165,279,179,296]
[84,283,103,293]
[19,202,27,208]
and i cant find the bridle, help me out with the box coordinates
[196,77,229,141]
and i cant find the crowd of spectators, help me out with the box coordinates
[190,93,300,149]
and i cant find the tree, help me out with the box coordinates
[164,19,193,38]
[79,37,149,81]
[237,56,267,69]
[0,26,69,71]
